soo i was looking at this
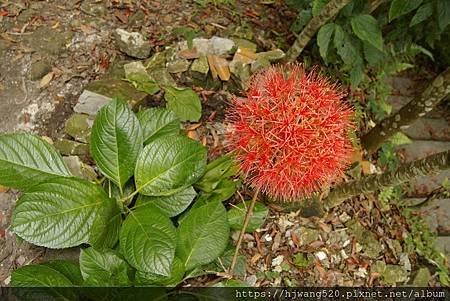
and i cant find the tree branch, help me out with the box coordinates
[284,0,351,63]
[324,150,450,209]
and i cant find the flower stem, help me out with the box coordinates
[229,187,260,276]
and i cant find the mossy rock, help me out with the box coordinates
[85,79,148,108]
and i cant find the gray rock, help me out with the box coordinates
[256,49,285,62]
[114,29,151,59]
[179,37,235,56]
[64,113,94,143]
[229,60,251,83]
[179,38,210,55]
[74,90,112,116]
[190,54,209,77]
[29,61,52,80]
[232,38,257,52]
[148,68,177,87]
[54,139,89,156]
[63,156,97,180]
[210,36,235,55]
[124,61,148,77]
[167,59,190,73]
[144,52,166,70]
[382,265,408,284]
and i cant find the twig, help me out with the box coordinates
[229,186,260,276]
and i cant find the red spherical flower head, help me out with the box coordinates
[226,64,355,201]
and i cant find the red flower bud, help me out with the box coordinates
[226,64,355,201]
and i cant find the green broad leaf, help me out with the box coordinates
[389,0,422,22]
[363,41,384,66]
[410,2,433,27]
[11,177,107,248]
[176,201,229,271]
[90,98,143,191]
[333,25,359,65]
[197,178,239,204]
[227,201,268,233]
[104,179,135,201]
[290,9,312,33]
[351,14,383,51]
[80,247,131,286]
[135,186,197,217]
[437,0,450,30]
[213,248,246,277]
[317,23,335,61]
[42,260,83,285]
[312,0,329,16]
[195,154,239,193]
[388,132,412,146]
[135,135,207,196]
[0,133,70,190]
[89,197,122,250]
[11,264,74,287]
[164,86,202,122]
[411,44,434,61]
[120,206,177,276]
[135,257,185,287]
[350,63,364,88]
[137,107,181,145]
[126,72,160,95]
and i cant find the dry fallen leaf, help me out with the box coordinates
[0,185,8,193]
[361,160,376,174]
[179,47,200,59]
[207,55,230,81]
[39,72,54,88]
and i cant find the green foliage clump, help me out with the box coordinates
[0,98,251,289]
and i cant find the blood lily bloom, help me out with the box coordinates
[226,64,355,201]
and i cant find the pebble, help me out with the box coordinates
[271,255,284,266]
[74,90,112,116]
[263,234,272,242]
[245,275,257,286]
[315,251,327,261]
[16,255,26,265]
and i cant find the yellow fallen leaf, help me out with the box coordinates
[361,160,376,174]
[207,55,230,81]
[0,185,8,193]
[39,72,54,88]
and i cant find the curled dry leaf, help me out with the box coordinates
[39,72,54,88]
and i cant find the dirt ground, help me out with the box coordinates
[0,0,448,287]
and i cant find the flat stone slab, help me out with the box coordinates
[74,90,112,116]
[397,140,450,196]
[397,140,450,163]
[402,118,450,141]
